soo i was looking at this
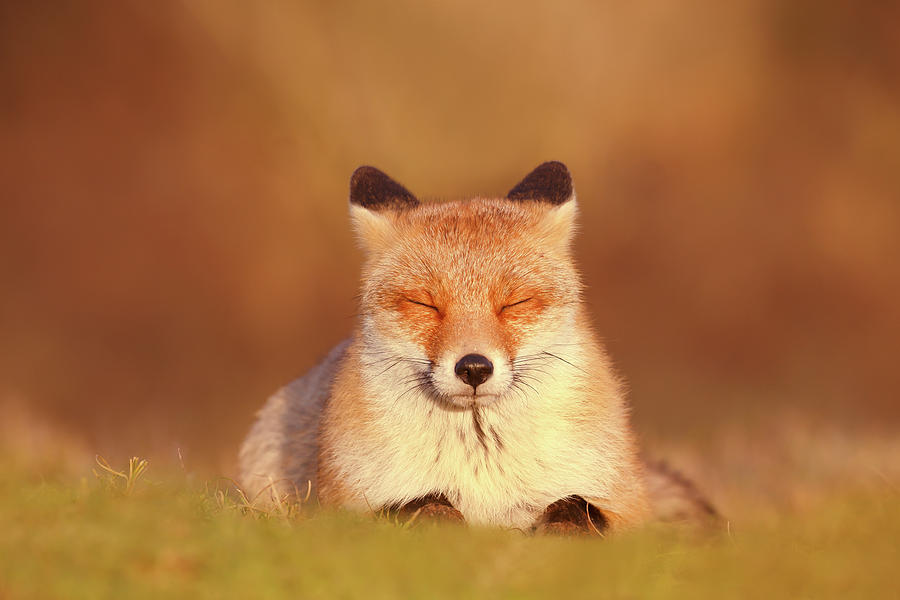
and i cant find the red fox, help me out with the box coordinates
[240,162,717,533]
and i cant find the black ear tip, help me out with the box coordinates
[538,161,570,175]
[507,161,573,205]
[350,165,378,184]
[349,165,418,210]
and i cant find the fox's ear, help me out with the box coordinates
[349,166,418,254]
[537,196,579,254]
[509,161,578,252]
[350,166,419,210]
[506,161,574,205]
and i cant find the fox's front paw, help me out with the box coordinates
[409,502,466,525]
[397,494,466,527]
[533,496,608,536]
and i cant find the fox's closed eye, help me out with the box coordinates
[500,298,532,313]
[405,297,440,312]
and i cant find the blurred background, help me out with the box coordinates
[1,1,898,489]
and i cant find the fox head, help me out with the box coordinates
[349,162,585,409]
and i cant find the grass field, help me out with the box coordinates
[1,440,897,600]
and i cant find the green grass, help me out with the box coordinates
[1,458,898,600]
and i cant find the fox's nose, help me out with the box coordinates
[454,354,494,390]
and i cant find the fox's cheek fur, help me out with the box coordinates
[392,297,442,355]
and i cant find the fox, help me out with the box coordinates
[239,162,718,533]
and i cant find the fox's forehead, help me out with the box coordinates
[366,197,573,305]
[393,197,546,245]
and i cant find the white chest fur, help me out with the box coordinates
[331,370,615,529]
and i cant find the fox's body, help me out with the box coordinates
[241,163,714,532]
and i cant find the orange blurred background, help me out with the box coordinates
[2,1,898,471]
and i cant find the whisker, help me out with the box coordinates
[541,351,586,374]
[514,366,552,377]
[512,357,553,366]
[515,373,545,386]
[512,374,539,396]
[360,356,400,367]
[373,359,405,378]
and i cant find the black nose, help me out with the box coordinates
[454,354,494,389]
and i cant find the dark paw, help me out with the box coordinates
[408,502,466,526]
[395,494,466,527]
[533,496,608,536]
